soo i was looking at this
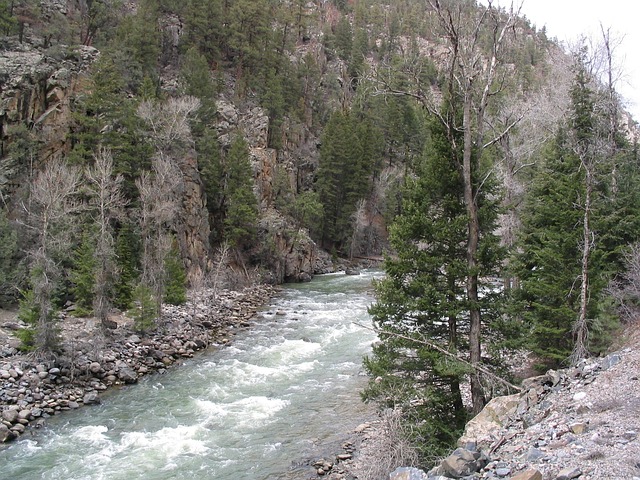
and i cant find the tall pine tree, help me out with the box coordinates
[364,114,503,457]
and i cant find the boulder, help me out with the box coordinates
[439,448,487,478]
[458,393,520,449]
[117,366,138,384]
[2,408,19,423]
[10,423,25,434]
[18,409,31,420]
[102,317,118,330]
[388,467,428,480]
[510,470,543,480]
[82,392,100,405]
[556,467,582,480]
[600,353,621,370]
[0,423,15,443]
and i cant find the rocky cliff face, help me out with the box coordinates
[176,150,212,280]
[0,43,98,185]
[257,209,317,283]
[214,98,320,281]
[0,44,320,283]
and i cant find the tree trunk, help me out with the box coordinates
[463,92,485,414]
[574,167,592,362]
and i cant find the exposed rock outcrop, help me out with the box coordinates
[0,43,98,190]
[176,149,212,280]
[258,210,317,283]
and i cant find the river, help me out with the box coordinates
[1,270,382,479]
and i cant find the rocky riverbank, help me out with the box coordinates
[0,284,278,444]
[325,326,640,480]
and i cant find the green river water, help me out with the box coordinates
[0,270,382,480]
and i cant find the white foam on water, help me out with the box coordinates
[212,359,282,390]
[263,442,282,454]
[196,396,289,429]
[161,462,178,471]
[119,424,209,459]
[261,338,322,364]
[71,425,109,446]
[290,360,318,373]
[10,438,42,458]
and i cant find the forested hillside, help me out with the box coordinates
[1,0,640,465]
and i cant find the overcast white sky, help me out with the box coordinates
[516,0,640,121]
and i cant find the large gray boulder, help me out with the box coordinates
[457,393,520,450]
[117,366,138,384]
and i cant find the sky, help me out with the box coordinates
[515,0,640,121]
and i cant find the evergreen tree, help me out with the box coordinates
[0,207,19,307]
[316,110,381,253]
[69,231,96,317]
[182,0,224,63]
[223,135,258,249]
[78,0,120,46]
[1,124,39,198]
[16,289,39,351]
[163,241,187,305]
[513,134,585,366]
[69,53,152,199]
[113,222,140,310]
[131,283,157,333]
[513,60,640,366]
[333,16,352,61]
[364,115,503,457]
[198,130,225,244]
[0,1,16,35]
[180,46,217,129]
[261,68,286,149]
[227,0,272,81]
[113,0,161,82]
[348,27,369,83]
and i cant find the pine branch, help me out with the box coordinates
[355,322,522,393]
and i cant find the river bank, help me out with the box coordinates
[0,284,278,443]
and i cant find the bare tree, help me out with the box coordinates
[22,159,83,356]
[369,0,523,413]
[136,96,202,322]
[137,96,201,157]
[495,50,573,290]
[608,243,640,323]
[209,240,231,300]
[136,154,181,320]
[349,198,368,260]
[137,96,212,283]
[85,146,127,330]
[353,409,420,480]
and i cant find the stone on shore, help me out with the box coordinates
[389,466,428,480]
[82,392,100,405]
[510,470,543,480]
[117,366,138,384]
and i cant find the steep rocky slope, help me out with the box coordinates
[366,326,640,480]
